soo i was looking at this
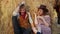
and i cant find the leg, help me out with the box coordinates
[37,32,42,34]
[23,28,32,34]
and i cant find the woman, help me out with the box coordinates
[34,5,51,34]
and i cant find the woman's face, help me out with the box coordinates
[38,9,43,16]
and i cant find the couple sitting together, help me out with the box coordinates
[12,4,51,34]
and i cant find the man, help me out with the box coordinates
[12,3,37,34]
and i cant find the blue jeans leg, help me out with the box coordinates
[37,32,42,34]
[23,28,32,34]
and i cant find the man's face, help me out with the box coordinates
[20,7,26,13]
[19,7,26,15]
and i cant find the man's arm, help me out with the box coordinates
[27,12,37,34]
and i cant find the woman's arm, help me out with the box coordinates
[37,16,49,27]
[43,19,49,27]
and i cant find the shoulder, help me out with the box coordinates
[12,11,19,16]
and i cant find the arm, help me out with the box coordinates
[34,13,38,25]
[43,16,51,27]
[37,16,49,27]
[27,12,37,34]
[34,13,41,33]
[43,19,49,27]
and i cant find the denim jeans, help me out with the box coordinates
[21,27,32,34]
[37,32,42,34]
[12,16,22,34]
[12,16,33,34]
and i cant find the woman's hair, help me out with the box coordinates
[38,5,49,15]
